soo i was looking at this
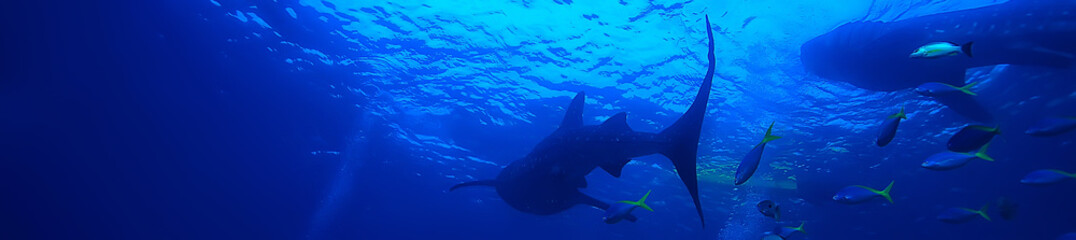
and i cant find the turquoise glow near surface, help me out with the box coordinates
[200,0,1076,239]
[14,0,1076,239]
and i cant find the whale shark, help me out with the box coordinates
[801,0,1076,92]
[449,16,717,227]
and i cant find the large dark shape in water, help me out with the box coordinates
[801,0,1076,91]
[450,16,718,227]
[947,125,999,152]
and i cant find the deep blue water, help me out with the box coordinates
[3,0,1075,239]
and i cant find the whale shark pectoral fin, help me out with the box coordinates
[449,180,497,191]
[600,158,631,178]
[576,192,610,210]
[600,112,632,132]
[559,92,586,130]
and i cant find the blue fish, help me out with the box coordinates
[913,81,993,122]
[775,222,806,239]
[921,142,994,171]
[916,81,978,97]
[1020,169,1076,185]
[937,204,990,224]
[914,81,993,122]
[1025,117,1076,137]
[757,200,781,221]
[947,125,1000,152]
[603,190,653,224]
[833,181,894,204]
[735,122,781,185]
[876,107,907,147]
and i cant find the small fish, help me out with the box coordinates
[757,200,781,221]
[916,81,979,97]
[603,190,654,224]
[735,122,781,185]
[876,107,907,147]
[833,181,894,204]
[921,142,994,171]
[909,41,974,58]
[775,222,807,239]
[1020,169,1076,185]
[1025,117,1076,137]
[947,125,1000,152]
[997,197,1018,220]
[742,16,757,29]
[937,204,990,224]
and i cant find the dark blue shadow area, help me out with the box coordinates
[1,0,357,239]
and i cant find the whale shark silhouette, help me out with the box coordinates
[801,0,1076,92]
[449,16,716,227]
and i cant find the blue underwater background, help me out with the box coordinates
[3,0,1076,239]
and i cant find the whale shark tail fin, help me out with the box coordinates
[449,180,497,191]
[656,14,715,228]
[962,41,974,57]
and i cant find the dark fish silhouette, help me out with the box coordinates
[914,81,993,123]
[947,125,1000,152]
[937,204,990,224]
[757,200,781,221]
[921,142,994,171]
[1021,169,1076,185]
[449,16,719,227]
[734,122,781,185]
[876,107,906,147]
[833,181,894,204]
[1025,117,1076,137]
[741,16,757,29]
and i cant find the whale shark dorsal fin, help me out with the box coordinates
[600,112,632,131]
[560,92,586,130]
